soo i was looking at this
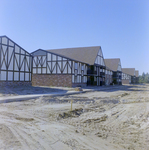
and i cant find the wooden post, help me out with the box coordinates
[71,100,73,111]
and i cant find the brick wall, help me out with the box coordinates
[122,79,130,84]
[32,74,72,87]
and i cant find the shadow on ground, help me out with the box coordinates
[83,84,148,92]
[0,84,148,96]
[0,85,68,96]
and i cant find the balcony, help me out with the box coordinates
[113,75,118,79]
[116,81,122,85]
[87,81,97,86]
[100,72,105,77]
[87,70,97,75]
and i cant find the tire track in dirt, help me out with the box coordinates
[0,124,22,150]
[0,84,149,149]
[102,101,149,149]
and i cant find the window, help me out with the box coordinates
[81,65,84,70]
[81,71,84,76]
[75,70,77,76]
[74,76,77,83]
[81,64,84,76]
[75,62,78,69]
[81,76,84,83]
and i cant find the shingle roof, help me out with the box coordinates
[104,58,120,71]
[135,70,139,77]
[122,68,135,76]
[47,46,101,65]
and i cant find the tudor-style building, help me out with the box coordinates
[31,46,106,87]
[105,67,113,86]
[122,68,131,84]
[0,36,32,86]
[0,35,140,87]
[122,68,137,84]
[104,58,122,85]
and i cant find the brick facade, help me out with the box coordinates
[32,74,72,87]
[122,79,130,84]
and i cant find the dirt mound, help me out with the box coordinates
[83,114,108,123]
[75,87,83,91]
[58,108,83,119]
[121,93,130,97]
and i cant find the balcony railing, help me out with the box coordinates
[113,75,120,79]
[87,70,97,75]
[100,72,105,77]
[100,81,105,86]
[112,75,118,79]
[87,81,97,86]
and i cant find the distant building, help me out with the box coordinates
[122,68,136,84]
[104,58,122,85]
[31,46,106,87]
[105,67,113,86]
[122,68,131,84]
[0,36,32,86]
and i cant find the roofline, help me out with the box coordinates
[122,72,135,77]
[0,35,31,55]
[122,68,135,70]
[105,66,114,71]
[104,58,120,60]
[100,47,106,69]
[0,35,7,38]
[105,68,122,72]
[31,49,90,65]
[122,68,136,76]
[104,58,122,72]
[46,46,106,66]
[46,46,101,51]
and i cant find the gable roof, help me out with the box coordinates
[135,70,139,77]
[104,58,121,71]
[47,46,101,65]
[122,68,135,76]
[0,35,30,55]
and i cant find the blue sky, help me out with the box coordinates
[0,0,148,74]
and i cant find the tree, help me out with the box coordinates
[139,72,149,83]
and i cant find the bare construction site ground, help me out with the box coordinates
[0,84,149,150]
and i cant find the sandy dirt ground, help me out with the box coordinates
[0,84,149,150]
